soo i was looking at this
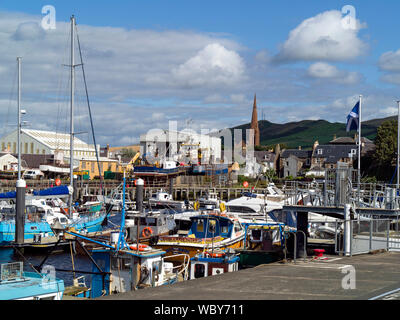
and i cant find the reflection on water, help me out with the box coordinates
[0,211,122,287]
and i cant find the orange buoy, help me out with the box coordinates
[129,244,148,252]
[142,227,153,238]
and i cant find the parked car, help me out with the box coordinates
[23,169,44,180]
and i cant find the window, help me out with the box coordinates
[42,150,45,154]
[91,162,95,173]
[351,149,356,155]
[317,149,323,155]
[197,220,204,232]
[13,142,16,153]
[30,143,34,154]
[82,162,86,169]
[1,142,4,151]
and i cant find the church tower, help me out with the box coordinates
[251,94,260,146]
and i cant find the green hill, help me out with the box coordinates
[230,116,396,149]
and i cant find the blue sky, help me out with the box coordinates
[0,1,400,146]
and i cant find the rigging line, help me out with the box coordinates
[75,23,104,197]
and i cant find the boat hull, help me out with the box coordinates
[0,213,107,245]
[154,236,244,260]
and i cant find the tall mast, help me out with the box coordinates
[69,15,75,208]
[17,57,22,180]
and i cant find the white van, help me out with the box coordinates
[24,169,44,180]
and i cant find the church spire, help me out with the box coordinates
[251,93,260,146]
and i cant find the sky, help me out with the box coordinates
[0,0,400,147]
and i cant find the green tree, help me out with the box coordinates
[374,120,397,166]
[120,148,137,159]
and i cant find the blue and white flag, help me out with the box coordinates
[346,101,360,132]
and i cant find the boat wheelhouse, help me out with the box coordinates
[154,214,245,258]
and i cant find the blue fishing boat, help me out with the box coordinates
[0,262,64,300]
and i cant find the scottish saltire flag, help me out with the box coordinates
[346,101,360,132]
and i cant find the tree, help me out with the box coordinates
[374,120,397,166]
[120,148,137,159]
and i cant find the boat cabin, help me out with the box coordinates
[189,250,239,280]
[188,215,243,239]
[125,211,176,242]
[90,247,177,298]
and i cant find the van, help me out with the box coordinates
[24,169,44,180]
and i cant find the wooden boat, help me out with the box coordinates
[154,213,245,260]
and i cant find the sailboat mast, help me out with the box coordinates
[17,57,22,180]
[69,15,75,208]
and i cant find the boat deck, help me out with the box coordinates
[97,251,400,300]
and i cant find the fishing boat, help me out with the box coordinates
[189,248,240,280]
[0,262,65,300]
[235,222,294,268]
[154,213,245,259]
[125,209,177,244]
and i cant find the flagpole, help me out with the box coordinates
[358,95,362,206]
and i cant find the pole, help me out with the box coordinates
[69,15,75,211]
[358,95,362,207]
[17,57,21,180]
[15,57,25,245]
[397,100,400,189]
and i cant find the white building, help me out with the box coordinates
[0,153,18,171]
[140,129,222,165]
[0,129,99,160]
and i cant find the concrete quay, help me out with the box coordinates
[97,252,400,300]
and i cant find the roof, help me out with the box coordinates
[329,136,374,145]
[313,145,357,164]
[21,129,96,152]
[281,149,312,159]
[253,151,275,163]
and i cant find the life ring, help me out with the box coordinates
[219,202,226,212]
[130,244,148,252]
[142,227,153,238]
[205,251,225,258]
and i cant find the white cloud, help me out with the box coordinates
[379,50,400,72]
[275,10,367,63]
[308,62,361,84]
[172,43,246,88]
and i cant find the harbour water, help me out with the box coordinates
[0,212,122,287]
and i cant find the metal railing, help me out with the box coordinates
[335,218,400,256]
